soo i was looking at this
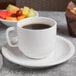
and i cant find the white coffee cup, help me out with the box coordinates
[6,17,57,59]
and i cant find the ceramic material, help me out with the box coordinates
[0,11,39,27]
[6,17,57,59]
[2,36,75,68]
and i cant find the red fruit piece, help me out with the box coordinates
[16,10,22,16]
[0,10,11,19]
[0,12,5,19]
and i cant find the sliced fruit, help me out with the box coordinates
[6,17,17,21]
[0,10,11,19]
[22,6,30,16]
[28,8,36,17]
[0,11,6,19]
[16,10,22,16]
[6,4,19,14]
[17,15,26,20]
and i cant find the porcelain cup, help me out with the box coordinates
[6,17,57,59]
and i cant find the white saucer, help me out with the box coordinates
[2,36,75,68]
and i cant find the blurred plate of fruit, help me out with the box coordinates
[0,4,39,27]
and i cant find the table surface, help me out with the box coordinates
[0,11,76,76]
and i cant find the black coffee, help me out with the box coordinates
[22,24,51,30]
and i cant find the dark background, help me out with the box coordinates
[0,0,76,11]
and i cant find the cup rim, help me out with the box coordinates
[17,17,57,31]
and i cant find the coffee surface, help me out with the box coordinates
[22,24,51,30]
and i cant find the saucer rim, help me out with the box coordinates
[2,35,75,68]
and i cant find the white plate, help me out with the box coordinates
[2,36,75,68]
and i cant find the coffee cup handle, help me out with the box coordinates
[6,27,18,47]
